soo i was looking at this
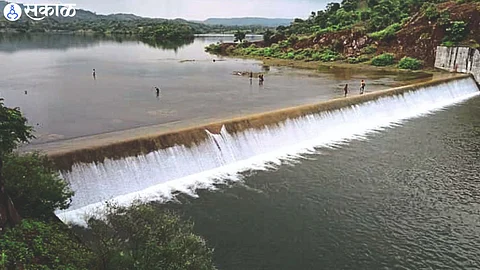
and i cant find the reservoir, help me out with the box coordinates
[1,34,479,269]
[1,34,431,145]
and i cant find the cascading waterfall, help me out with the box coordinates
[57,77,480,225]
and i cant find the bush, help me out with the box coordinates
[86,203,215,270]
[347,55,370,64]
[361,45,377,54]
[294,54,305,60]
[0,219,94,269]
[443,21,468,43]
[369,23,401,40]
[204,43,221,54]
[225,45,235,54]
[421,3,439,20]
[371,53,395,66]
[3,153,74,218]
[398,56,423,70]
[312,52,322,61]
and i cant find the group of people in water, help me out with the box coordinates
[248,72,264,85]
[92,67,365,98]
[343,79,366,97]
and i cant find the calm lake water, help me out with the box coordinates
[0,34,430,145]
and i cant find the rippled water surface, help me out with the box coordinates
[165,95,480,270]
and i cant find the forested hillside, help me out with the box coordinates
[207,0,480,69]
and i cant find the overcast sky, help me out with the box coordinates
[10,0,331,20]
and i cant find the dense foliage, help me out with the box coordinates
[369,23,401,41]
[0,100,215,269]
[0,99,34,155]
[86,203,216,270]
[371,53,395,66]
[0,220,94,269]
[398,56,423,69]
[3,153,74,219]
[206,0,479,70]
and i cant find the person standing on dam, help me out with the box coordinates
[360,79,366,94]
[344,84,348,97]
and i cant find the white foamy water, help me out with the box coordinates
[57,78,480,225]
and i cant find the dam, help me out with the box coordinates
[52,75,480,224]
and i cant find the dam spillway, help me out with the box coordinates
[55,76,480,224]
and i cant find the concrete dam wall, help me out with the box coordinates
[49,75,468,172]
[48,75,480,224]
[435,46,480,84]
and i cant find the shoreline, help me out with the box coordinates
[218,53,442,74]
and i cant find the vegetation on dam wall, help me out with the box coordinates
[0,100,215,270]
[46,75,469,172]
[206,0,480,69]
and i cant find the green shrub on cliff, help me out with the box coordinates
[421,3,439,20]
[443,21,468,44]
[348,55,370,64]
[369,23,401,41]
[398,57,423,70]
[371,53,395,66]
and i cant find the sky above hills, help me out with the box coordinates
[8,0,330,20]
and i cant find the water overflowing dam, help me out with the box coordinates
[54,76,480,224]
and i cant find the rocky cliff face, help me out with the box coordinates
[379,2,480,67]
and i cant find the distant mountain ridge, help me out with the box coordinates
[200,18,293,27]
[1,1,291,27]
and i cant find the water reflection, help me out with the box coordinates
[0,33,196,53]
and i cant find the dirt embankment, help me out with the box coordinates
[215,2,480,68]
[380,2,480,66]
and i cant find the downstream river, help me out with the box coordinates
[0,34,430,145]
[165,94,480,270]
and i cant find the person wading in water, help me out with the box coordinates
[155,87,160,97]
[259,74,264,85]
[249,72,253,84]
[92,69,96,80]
[360,79,366,94]
[344,84,348,97]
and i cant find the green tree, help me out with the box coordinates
[0,99,34,229]
[369,0,402,31]
[263,29,274,46]
[444,21,468,43]
[0,219,94,269]
[234,31,246,43]
[3,153,74,219]
[86,203,215,270]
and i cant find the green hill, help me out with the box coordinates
[202,17,292,27]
